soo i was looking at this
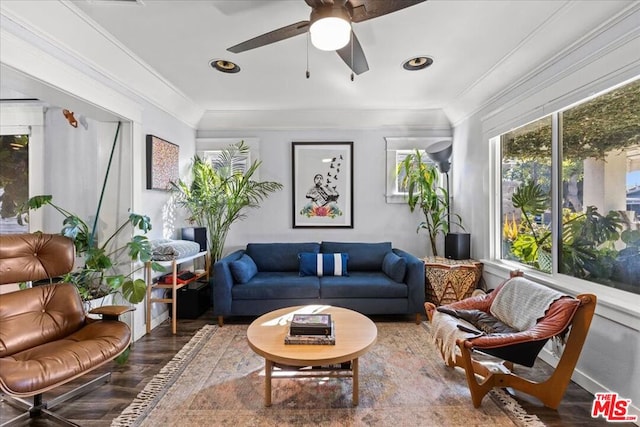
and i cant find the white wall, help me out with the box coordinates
[195,127,449,259]
[453,6,640,417]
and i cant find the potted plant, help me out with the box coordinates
[17,122,161,305]
[397,149,463,256]
[171,141,283,263]
[19,195,157,304]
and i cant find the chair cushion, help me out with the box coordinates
[382,251,407,282]
[0,283,85,357]
[490,277,565,330]
[0,320,131,395]
[436,307,519,335]
[299,252,349,277]
[229,254,258,284]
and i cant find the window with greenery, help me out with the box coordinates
[0,134,29,234]
[500,78,640,295]
[501,117,553,271]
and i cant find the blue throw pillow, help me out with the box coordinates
[382,252,407,282]
[229,254,258,284]
[299,252,349,277]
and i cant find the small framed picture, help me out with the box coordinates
[292,141,353,228]
[146,135,179,191]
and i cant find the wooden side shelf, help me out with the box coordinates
[145,251,209,334]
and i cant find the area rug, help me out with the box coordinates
[112,322,545,427]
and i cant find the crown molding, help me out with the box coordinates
[0,0,202,128]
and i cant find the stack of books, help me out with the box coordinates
[285,313,335,345]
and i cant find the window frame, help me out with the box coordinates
[487,79,640,325]
[384,136,450,204]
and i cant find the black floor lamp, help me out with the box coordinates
[426,140,470,260]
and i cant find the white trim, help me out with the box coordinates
[0,28,142,123]
[453,2,640,128]
[0,0,201,128]
[481,260,640,330]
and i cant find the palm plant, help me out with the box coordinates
[397,149,463,256]
[171,141,283,263]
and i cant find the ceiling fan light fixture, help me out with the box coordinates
[310,7,351,51]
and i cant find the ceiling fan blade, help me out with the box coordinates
[227,21,310,53]
[304,0,327,7]
[349,0,427,23]
[336,31,369,75]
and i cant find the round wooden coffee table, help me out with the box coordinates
[247,305,377,407]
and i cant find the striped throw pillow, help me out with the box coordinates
[299,252,349,277]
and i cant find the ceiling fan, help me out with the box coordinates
[227,0,427,75]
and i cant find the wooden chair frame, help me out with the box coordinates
[425,293,596,409]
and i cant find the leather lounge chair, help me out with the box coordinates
[0,233,134,426]
[425,271,596,409]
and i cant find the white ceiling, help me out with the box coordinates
[21,1,640,125]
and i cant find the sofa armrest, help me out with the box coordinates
[393,248,425,314]
[212,249,245,316]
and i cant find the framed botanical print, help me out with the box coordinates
[292,141,353,228]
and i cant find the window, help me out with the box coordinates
[501,117,553,271]
[0,134,29,234]
[499,78,640,295]
[200,150,249,175]
[384,137,447,203]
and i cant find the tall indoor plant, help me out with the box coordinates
[20,195,154,303]
[171,141,283,262]
[398,149,463,256]
[18,121,159,304]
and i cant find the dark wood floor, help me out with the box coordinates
[0,310,633,426]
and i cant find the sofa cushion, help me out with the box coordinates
[382,251,407,282]
[299,252,349,277]
[229,254,258,284]
[246,242,320,272]
[320,272,408,299]
[320,241,392,271]
[232,272,320,300]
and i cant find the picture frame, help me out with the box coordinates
[292,141,353,228]
[146,134,179,190]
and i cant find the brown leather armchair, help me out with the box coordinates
[425,271,596,409]
[0,233,134,426]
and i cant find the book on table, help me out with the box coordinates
[285,322,335,345]
[289,313,332,336]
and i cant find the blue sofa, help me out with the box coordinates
[212,241,425,325]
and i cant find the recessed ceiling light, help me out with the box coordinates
[210,59,240,74]
[402,56,433,71]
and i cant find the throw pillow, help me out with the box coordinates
[299,252,349,277]
[229,254,258,284]
[382,252,407,282]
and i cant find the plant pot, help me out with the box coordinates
[445,233,471,260]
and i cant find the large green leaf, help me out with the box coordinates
[121,278,147,304]
[511,180,548,216]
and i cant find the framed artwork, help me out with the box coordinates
[146,135,179,190]
[292,141,353,228]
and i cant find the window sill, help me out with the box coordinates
[480,259,640,331]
